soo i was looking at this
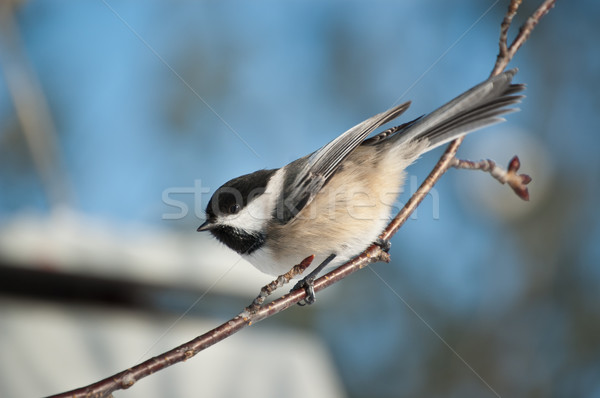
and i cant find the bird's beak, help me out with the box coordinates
[197,221,214,232]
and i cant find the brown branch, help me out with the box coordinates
[46,1,555,397]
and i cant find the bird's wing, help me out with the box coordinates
[276,101,411,224]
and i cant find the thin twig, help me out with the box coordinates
[451,156,532,201]
[492,0,556,76]
[246,255,314,313]
[495,0,523,71]
[46,1,555,397]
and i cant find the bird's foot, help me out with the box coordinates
[374,237,391,252]
[291,253,336,306]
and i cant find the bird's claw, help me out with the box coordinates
[294,277,316,306]
[374,237,392,252]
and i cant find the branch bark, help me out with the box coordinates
[47,1,556,397]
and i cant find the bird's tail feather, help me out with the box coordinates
[391,68,525,152]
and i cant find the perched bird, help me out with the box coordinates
[198,69,524,302]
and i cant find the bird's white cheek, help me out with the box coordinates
[216,168,286,232]
[216,201,269,232]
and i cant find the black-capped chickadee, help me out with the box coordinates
[197,69,524,300]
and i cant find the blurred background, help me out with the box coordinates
[1,1,598,397]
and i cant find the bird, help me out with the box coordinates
[197,69,524,303]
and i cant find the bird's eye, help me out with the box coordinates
[229,204,240,214]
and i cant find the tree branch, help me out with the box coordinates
[492,0,556,77]
[46,1,555,397]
